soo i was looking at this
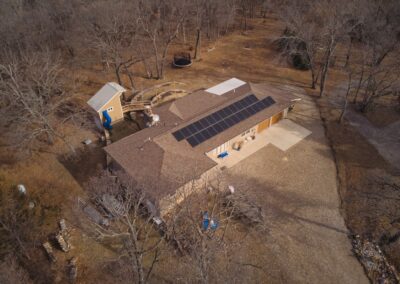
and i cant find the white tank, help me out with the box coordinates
[17,184,26,195]
[152,114,160,123]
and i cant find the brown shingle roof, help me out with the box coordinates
[104,82,299,202]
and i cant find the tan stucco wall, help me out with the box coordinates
[159,167,222,217]
[98,94,124,124]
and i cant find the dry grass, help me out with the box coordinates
[0,14,399,282]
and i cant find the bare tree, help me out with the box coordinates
[350,0,400,111]
[192,0,236,59]
[86,1,140,89]
[163,176,239,283]
[85,171,164,284]
[338,68,353,123]
[137,0,187,80]
[0,50,77,154]
[275,0,324,89]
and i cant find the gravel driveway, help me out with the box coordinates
[223,92,368,283]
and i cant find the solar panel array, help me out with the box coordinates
[172,94,276,147]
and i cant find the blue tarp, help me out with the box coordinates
[202,211,209,230]
[218,151,229,159]
[102,110,112,129]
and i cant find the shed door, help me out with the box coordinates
[257,118,270,133]
[271,111,283,125]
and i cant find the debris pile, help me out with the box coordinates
[55,219,72,252]
[41,219,79,281]
[55,234,71,252]
[79,198,110,226]
[223,193,263,225]
[42,242,56,263]
[68,257,78,283]
[352,235,400,283]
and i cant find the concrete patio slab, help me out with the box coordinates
[207,119,311,169]
[265,119,312,151]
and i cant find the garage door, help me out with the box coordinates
[257,118,270,133]
[271,111,283,125]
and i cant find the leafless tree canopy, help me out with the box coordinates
[85,170,163,284]
[275,0,400,105]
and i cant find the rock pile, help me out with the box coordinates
[352,235,400,284]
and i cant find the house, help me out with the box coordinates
[87,82,127,128]
[103,78,298,216]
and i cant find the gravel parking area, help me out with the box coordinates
[223,94,368,283]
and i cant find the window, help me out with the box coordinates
[106,107,113,112]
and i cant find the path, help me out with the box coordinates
[346,109,400,170]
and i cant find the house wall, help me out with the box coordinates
[97,94,124,124]
[159,166,221,217]
[207,107,289,157]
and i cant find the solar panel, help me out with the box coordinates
[225,117,235,127]
[172,95,276,147]
[206,116,216,124]
[195,132,206,144]
[202,129,212,139]
[173,130,185,141]
[187,124,197,134]
[208,126,218,136]
[198,118,209,128]
[187,136,199,147]
[181,127,191,137]
[266,96,275,104]
[231,114,241,123]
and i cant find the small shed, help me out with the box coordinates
[87,82,126,129]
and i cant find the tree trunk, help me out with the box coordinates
[152,36,161,79]
[182,23,186,44]
[319,34,336,97]
[115,64,122,85]
[46,129,55,145]
[194,29,202,60]
[124,63,135,90]
[159,41,172,79]
[319,47,333,97]
[344,40,352,68]
[310,64,319,89]
[353,65,365,103]
[126,217,145,284]
[138,44,152,79]
[339,72,352,124]
[360,92,373,112]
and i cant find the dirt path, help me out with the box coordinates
[345,109,400,170]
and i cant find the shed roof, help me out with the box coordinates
[87,82,126,112]
[205,77,246,95]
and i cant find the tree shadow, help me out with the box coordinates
[57,142,107,188]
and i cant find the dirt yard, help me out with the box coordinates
[221,93,367,283]
[1,15,399,282]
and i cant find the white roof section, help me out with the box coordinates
[205,78,246,96]
[87,82,126,112]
